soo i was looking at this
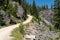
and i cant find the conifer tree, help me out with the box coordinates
[31,0,41,23]
[31,0,39,18]
[45,5,48,9]
[0,12,5,26]
[3,0,9,11]
[53,0,60,29]
[0,0,4,6]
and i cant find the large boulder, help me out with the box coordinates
[16,6,24,18]
[39,9,54,23]
[0,10,10,24]
[9,1,24,18]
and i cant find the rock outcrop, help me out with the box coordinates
[0,10,10,24]
[40,9,54,23]
[9,1,24,18]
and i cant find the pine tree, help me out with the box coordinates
[0,0,4,6]
[45,5,48,9]
[51,4,53,10]
[31,0,41,23]
[3,0,9,11]
[31,0,39,18]
[41,5,48,10]
[53,0,60,29]
[0,12,5,26]
[22,0,28,20]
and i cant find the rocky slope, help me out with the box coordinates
[24,10,60,40]
[25,21,60,40]
[39,9,54,24]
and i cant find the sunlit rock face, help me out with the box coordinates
[16,6,24,18]
[40,9,54,23]
[9,1,24,18]
[0,10,10,24]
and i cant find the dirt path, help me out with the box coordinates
[0,15,33,40]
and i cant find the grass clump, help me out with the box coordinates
[11,27,23,40]
[11,24,25,40]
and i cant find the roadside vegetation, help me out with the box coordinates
[11,24,24,40]
[11,28,23,40]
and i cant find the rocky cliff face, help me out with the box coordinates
[39,9,54,23]
[0,10,10,24]
[16,6,24,18]
[9,1,24,18]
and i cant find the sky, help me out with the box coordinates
[26,0,54,8]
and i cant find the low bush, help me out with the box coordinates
[11,24,25,40]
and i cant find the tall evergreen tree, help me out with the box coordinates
[45,5,48,9]
[51,4,53,10]
[53,0,60,29]
[3,0,9,11]
[31,0,39,18]
[31,0,41,23]
[0,0,4,6]
[0,12,5,26]
[21,0,27,20]
[41,5,48,10]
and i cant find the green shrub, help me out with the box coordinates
[55,37,60,40]
[11,24,25,40]
[11,28,23,40]
[0,12,5,26]
[6,4,18,17]
[19,24,25,35]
